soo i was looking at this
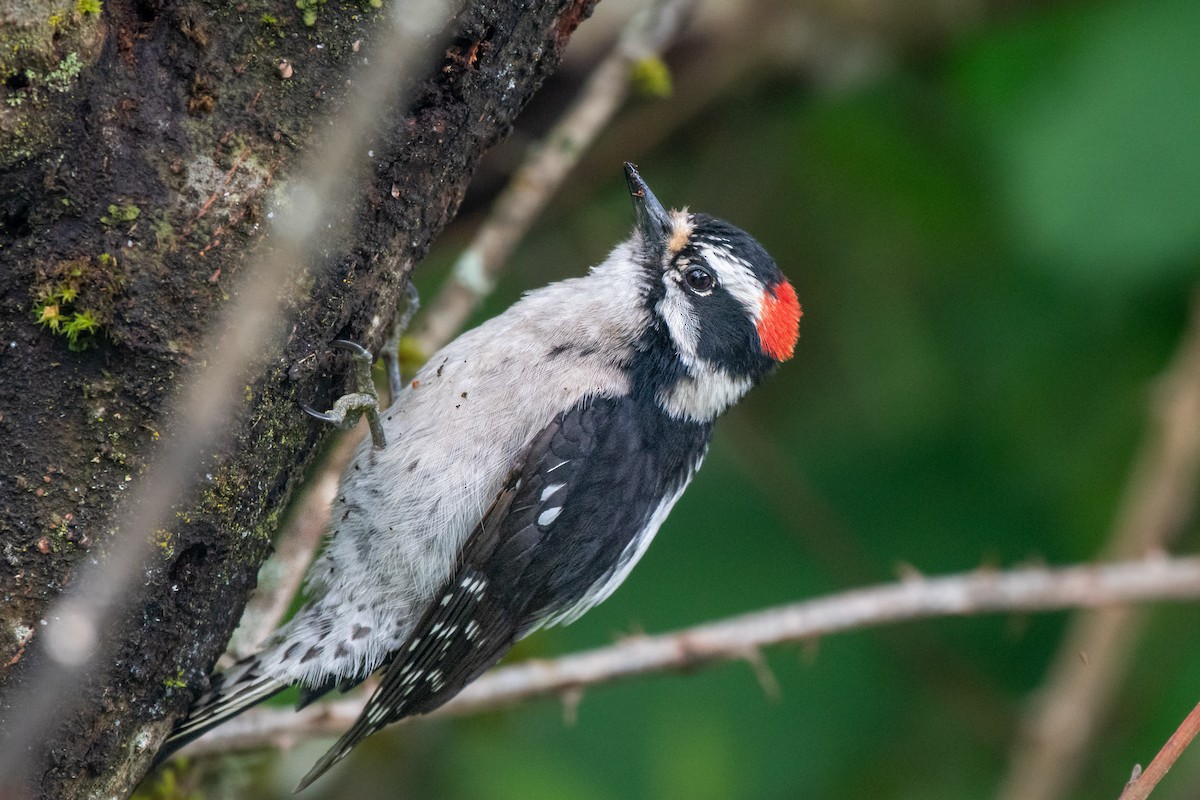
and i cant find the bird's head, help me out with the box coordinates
[624,163,801,419]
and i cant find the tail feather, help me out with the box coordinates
[155,662,288,766]
[295,715,371,792]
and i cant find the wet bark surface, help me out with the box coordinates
[0,0,596,796]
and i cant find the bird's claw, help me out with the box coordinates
[304,342,387,450]
[329,339,373,360]
[301,402,347,425]
[304,286,419,451]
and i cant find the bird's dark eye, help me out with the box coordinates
[683,267,714,294]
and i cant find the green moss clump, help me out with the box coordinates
[34,283,100,351]
[0,3,104,170]
[44,52,83,92]
[5,51,84,107]
[32,255,125,351]
[100,202,141,226]
[296,0,323,26]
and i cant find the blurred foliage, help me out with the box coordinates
[209,0,1200,797]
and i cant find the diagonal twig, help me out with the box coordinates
[1117,701,1200,800]
[997,291,1200,800]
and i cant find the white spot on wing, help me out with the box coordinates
[538,461,704,631]
[537,506,563,527]
[540,483,565,502]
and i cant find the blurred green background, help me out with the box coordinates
[194,0,1200,797]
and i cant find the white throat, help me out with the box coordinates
[657,363,752,422]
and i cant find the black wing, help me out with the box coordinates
[297,395,710,790]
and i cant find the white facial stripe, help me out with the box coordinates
[697,244,764,320]
[655,231,762,422]
[656,276,701,364]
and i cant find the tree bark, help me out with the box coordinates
[0,0,596,797]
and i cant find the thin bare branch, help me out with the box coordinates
[998,292,1200,800]
[179,554,1200,758]
[1117,701,1200,800]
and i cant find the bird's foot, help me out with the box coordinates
[303,340,387,450]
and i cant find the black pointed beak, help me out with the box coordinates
[624,162,671,254]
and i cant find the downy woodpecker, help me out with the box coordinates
[160,164,801,789]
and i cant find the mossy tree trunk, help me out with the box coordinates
[0,0,596,797]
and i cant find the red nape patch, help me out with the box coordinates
[756,281,802,361]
